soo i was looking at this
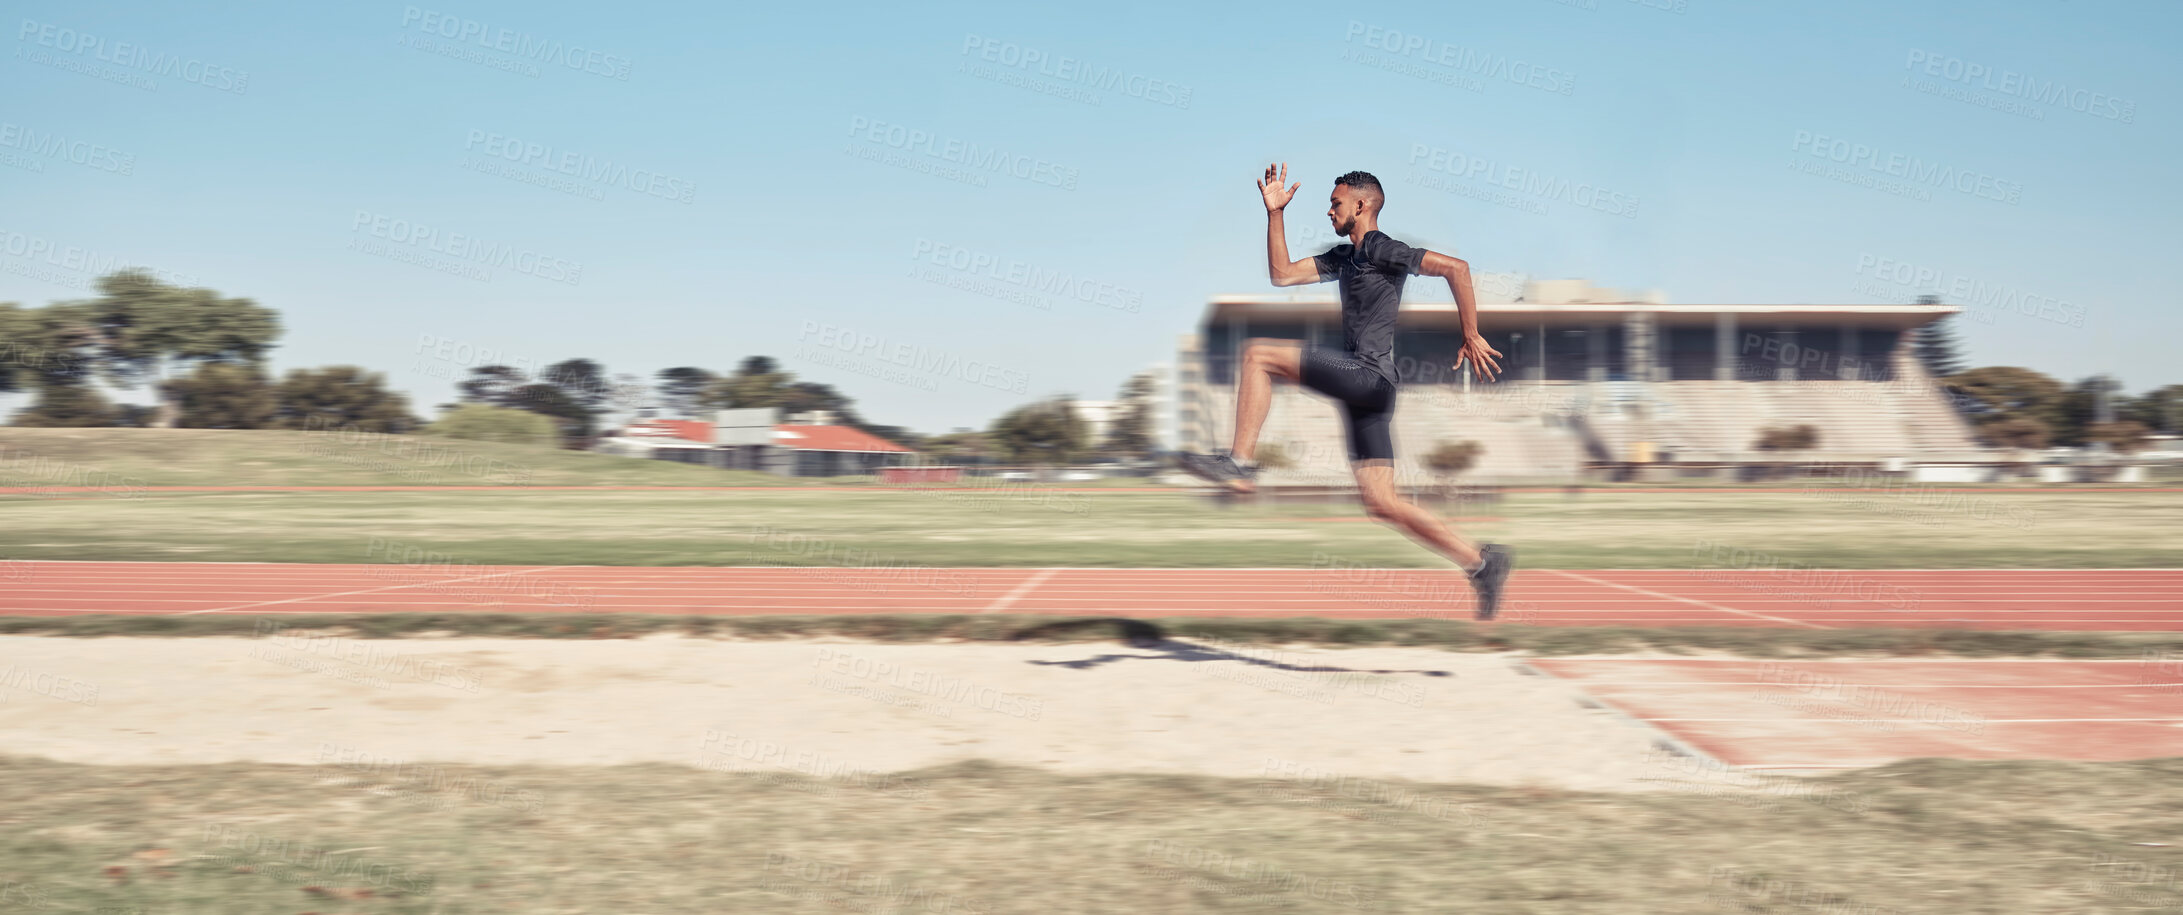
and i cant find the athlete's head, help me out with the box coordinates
[1328,170,1384,236]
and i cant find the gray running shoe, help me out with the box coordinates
[1175,452,1259,489]
[1471,543,1514,621]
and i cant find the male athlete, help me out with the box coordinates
[1177,164,1515,619]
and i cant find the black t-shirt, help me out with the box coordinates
[1311,230,1426,384]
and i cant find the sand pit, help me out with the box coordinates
[0,633,1735,792]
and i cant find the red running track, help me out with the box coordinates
[1,562,2179,629]
[1533,658,2183,766]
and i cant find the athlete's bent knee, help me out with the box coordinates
[1361,497,1403,523]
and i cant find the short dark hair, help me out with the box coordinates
[1334,171,1383,196]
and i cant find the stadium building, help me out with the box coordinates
[1174,279,1986,486]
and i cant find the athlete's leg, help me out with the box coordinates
[1352,460,1484,570]
[1231,338,1304,465]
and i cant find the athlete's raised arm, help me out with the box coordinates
[1418,250,1504,382]
[1259,163,1323,287]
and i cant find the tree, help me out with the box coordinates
[1104,371,1157,460]
[421,403,560,448]
[456,365,529,409]
[705,356,793,410]
[2050,375,2124,447]
[1909,311,1964,379]
[2085,420,2152,454]
[511,382,595,448]
[164,363,276,429]
[11,385,120,427]
[656,367,716,418]
[80,270,282,427]
[275,366,416,433]
[1975,416,2051,450]
[989,397,1084,465]
[2123,384,2183,434]
[539,358,611,416]
[1945,367,2065,430]
[921,430,991,465]
[5,302,111,426]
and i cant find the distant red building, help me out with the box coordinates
[599,412,919,477]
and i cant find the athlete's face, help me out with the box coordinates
[1329,186,1367,236]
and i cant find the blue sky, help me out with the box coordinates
[4,0,2177,434]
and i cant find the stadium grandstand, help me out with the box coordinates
[1174,279,1991,486]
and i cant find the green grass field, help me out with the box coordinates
[5,429,2177,569]
[3,755,2177,913]
[2,486,2177,568]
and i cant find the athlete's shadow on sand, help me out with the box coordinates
[1008,618,1453,679]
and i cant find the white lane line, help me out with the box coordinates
[981,569,1058,614]
[174,567,571,616]
[1546,570,1832,630]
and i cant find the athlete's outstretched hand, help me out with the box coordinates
[1456,334,1504,383]
[1259,162,1299,212]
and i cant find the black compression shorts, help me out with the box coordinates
[1298,345,1397,463]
